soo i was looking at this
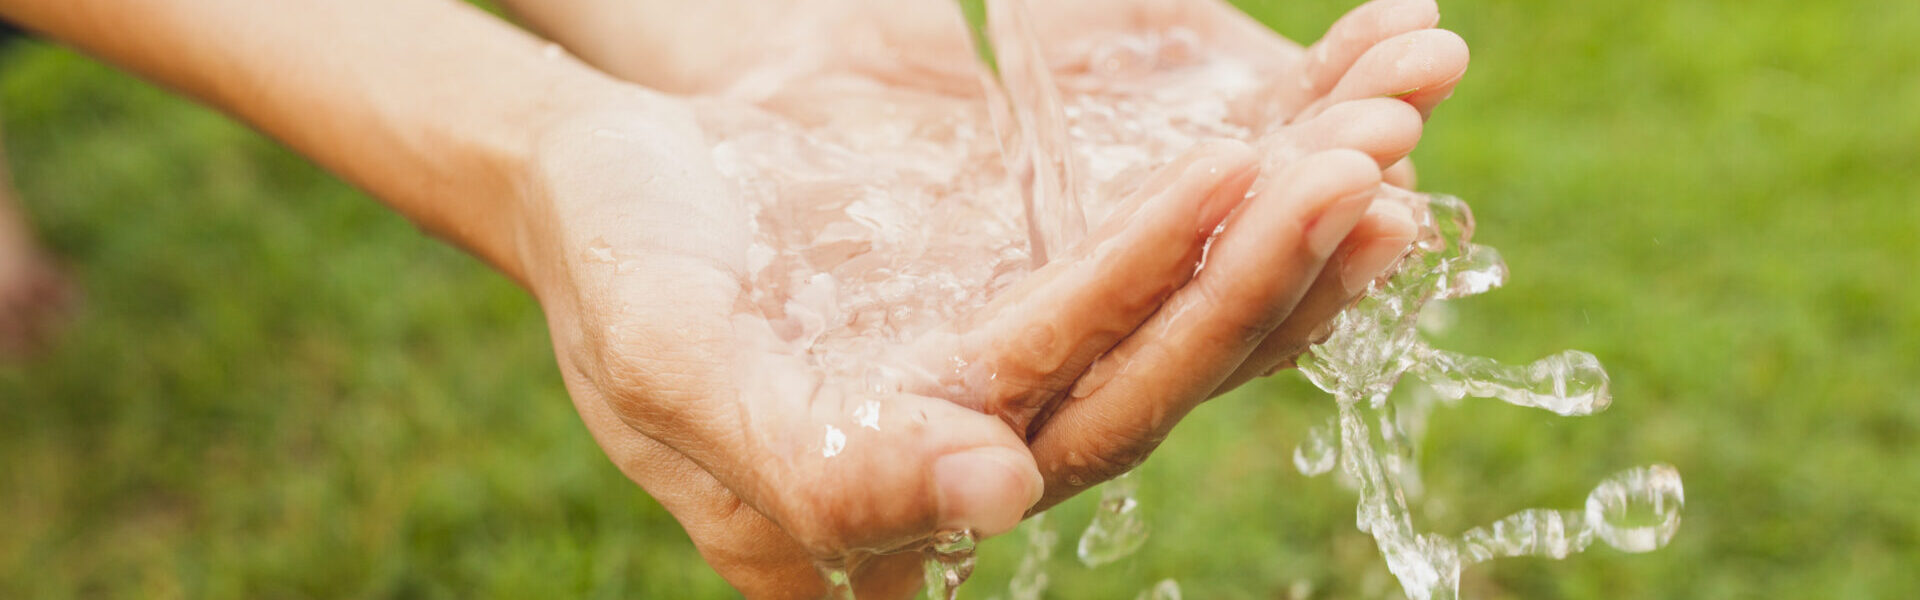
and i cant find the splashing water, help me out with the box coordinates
[1293,192,1685,599]
[1075,472,1150,568]
[984,512,1058,600]
[690,0,1682,595]
[923,530,979,600]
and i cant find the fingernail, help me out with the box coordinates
[935,447,1043,538]
[1306,189,1376,257]
[1340,236,1413,296]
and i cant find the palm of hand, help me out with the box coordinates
[518,1,1466,597]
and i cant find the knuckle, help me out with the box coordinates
[1046,430,1164,493]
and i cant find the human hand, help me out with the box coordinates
[512,97,1301,598]
[503,0,1470,595]
[617,0,1472,510]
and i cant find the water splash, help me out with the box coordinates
[821,424,847,458]
[1295,193,1685,600]
[1076,472,1151,568]
[696,0,1682,595]
[1003,513,1058,600]
[1454,464,1685,562]
[923,530,979,600]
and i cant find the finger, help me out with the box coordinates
[917,140,1259,432]
[1025,150,1383,508]
[559,366,929,600]
[1266,97,1425,170]
[543,116,1042,565]
[576,257,1041,551]
[678,342,1046,554]
[1385,157,1418,188]
[1251,0,1440,125]
[1214,191,1420,393]
[1299,0,1442,98]
[565,342,1044,588]
[1303,28,1470,120]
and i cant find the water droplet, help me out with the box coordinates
[1439,243,1506,299]
[1293,418,1338,476]
[853,399,881,430]
[1077,475,1149,567]
[585,238,615,264]
[1004,513,1057,600]
[923,529,978,600]
[821,425,846,458]
[541,43,564,60]
[1586,464,1685,552]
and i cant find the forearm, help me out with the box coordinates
[0,0,629,283]
[496,0,806,94]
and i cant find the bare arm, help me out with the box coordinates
[495,0,816,94]
[0,0,635,284]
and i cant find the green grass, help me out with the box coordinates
[3,0,1918,597]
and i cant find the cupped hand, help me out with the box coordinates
[512,100,1295,598]
[692,0,1470,509]
[503,0,1469,596]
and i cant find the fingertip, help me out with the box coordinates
[1308,0,1444,85]
[1400,30,1470,118]
[934,445,1044,538]
[1384,159,1418,188]
[1383,0,1442,31]
[1280,150,1383,257]
[1329,28,1471,111]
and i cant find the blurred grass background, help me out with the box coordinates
[2,0,1916,597]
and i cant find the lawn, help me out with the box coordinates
[3,1,1917,598]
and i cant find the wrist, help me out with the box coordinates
[503,73,699,304]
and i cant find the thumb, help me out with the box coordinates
[734,352,1045,556]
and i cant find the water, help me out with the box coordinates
[1075,472,1150,568]
[1293,417,1339,477]
[687,0,1682,595]
[959,0,1086,266]
[1000,513,1058,600]
[1294,193,1685,599]
[923,530,979,600]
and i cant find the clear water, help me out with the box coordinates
[683,0,1682,596]
[1292,193,1684,599]
[1074,472,1149,568]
